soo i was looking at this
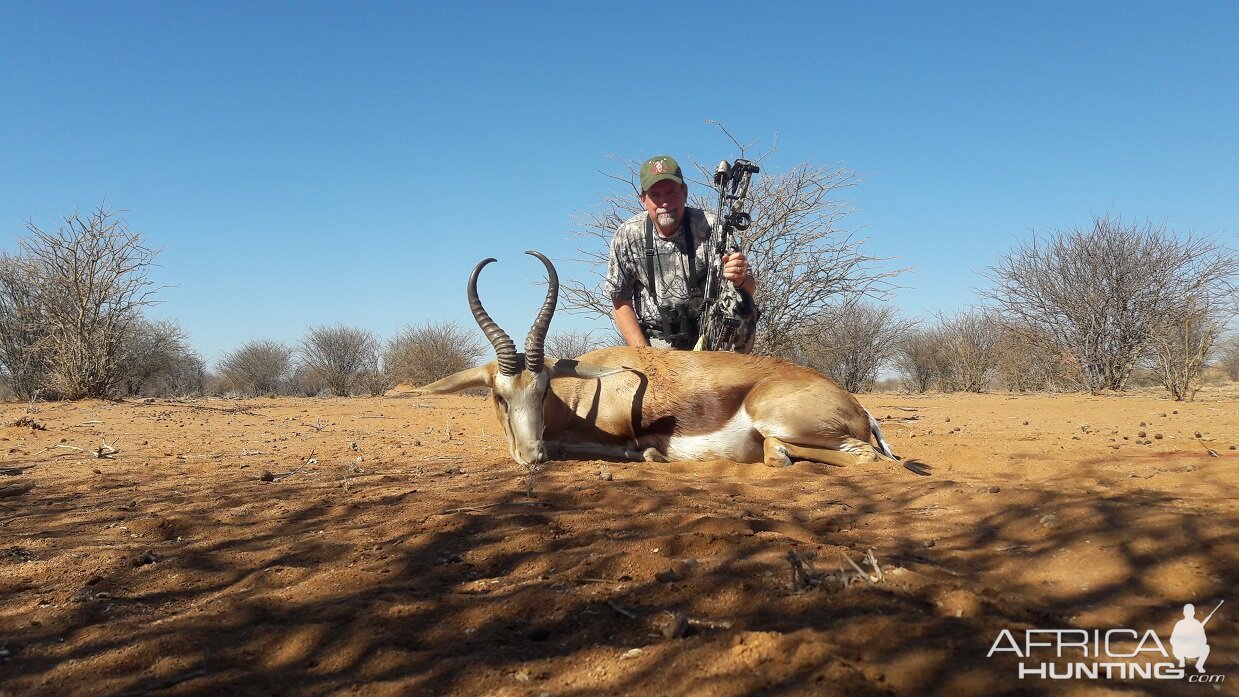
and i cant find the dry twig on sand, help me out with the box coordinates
[840,550,875,585]
[1197,439,1220,457]
[606,599,637,619]
[864,547,885,582]
[92,437,120,459]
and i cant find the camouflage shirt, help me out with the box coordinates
[606,207,718,328]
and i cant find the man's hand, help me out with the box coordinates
[722,252,756,293]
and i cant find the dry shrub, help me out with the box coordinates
[218,340,293,396]
[298,325,380,397]
[1218,335,1239,381]
[791,302,910,393]
[545,328,615,359]
[385,321,484,388]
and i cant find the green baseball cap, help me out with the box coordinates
[639,155,684,193]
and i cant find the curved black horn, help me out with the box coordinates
[468,258,519,376]
[523,250,558,373]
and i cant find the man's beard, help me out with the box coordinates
[655,208,677,229]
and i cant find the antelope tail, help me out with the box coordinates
[866,409,897,459]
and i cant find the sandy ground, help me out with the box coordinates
[0,385,1235,697]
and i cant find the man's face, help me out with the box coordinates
[640,179,688,233]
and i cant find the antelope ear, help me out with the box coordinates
[547,358,632,380]
[419,365,494,394]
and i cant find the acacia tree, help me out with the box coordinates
[0,206,162,399]
[559,160,904,355]
[982,215,1238,393]
[298,325,379,397]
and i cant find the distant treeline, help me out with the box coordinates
[2,204,1236,402]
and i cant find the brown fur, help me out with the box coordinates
[545,347,881,465]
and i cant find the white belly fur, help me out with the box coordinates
[663,408,763,462]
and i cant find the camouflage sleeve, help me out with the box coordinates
[605,219,639,302]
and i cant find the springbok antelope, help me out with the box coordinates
[423,251,914,472]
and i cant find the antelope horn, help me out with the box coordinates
[523,250,558,373]
[468,258,519,376]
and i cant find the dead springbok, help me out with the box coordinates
[424,251,918,473]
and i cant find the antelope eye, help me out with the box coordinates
[495,395,507,409]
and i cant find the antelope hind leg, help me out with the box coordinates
[763,436,871,468]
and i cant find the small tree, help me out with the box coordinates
[545,328,614,358]
[894,327,947,393]
[982,215,1238,393]
[357,365,395,397]
[385,321,484,387]
[1148,300,1225,400]
[936,310,1002,393]
[793,302,909,393]
[287,365,327,397]
[298,325,378,397]
[1218,335,1239,381]
[218,340,293,396]
[146,351,207,397]
[992,323,1067,392]
[0,206,162,399]
[117,319,191,396]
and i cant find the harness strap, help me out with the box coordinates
[644,216,658,304]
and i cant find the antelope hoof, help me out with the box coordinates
[765,445,793,468]
[641,447,669,462]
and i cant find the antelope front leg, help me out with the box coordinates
[547,441,668,462]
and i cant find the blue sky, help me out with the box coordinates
[2,1,1236,365]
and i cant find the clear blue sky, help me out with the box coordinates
[2,1,1236,365]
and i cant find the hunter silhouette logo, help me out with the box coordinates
[987,599,1226,683]
[1171,601,1222,673]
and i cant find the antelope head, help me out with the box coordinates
[421,251,623,465]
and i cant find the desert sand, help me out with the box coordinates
[0,386,1235,696]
